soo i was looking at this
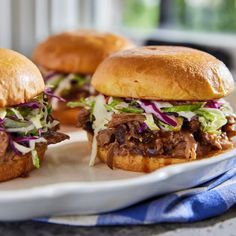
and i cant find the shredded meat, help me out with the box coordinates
[155,139,164,154]
[77,108,90,128]
[163,132,197,160]
[79,108,236,168]
[44,131,69,145]
[222,115,236,138]
[188,118,200,132]
[0,131,69,162]
[94,113,235,168]
[196,145,212,157]
[61,78,97,102]
[97,123,199,164]
[107,113,145,128]
[106,141,119,169]
[0,132,9,158]
[97,129,114,146]
[227,114,236,124]
[199,132,233,150]
[157,131,196,159]
[64,89,90,101]
[115,125,126,144]
[77,108,94,133]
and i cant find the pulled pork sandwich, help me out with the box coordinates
[33,30,134,125]
[0,48,69,182]
[72,46,236,172]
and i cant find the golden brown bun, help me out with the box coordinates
[92,46,234,100]
[0,48,45,107]
[0,144,47,182]
[53,107,82,126]
[33,30,134,74]
[97,147,188,173]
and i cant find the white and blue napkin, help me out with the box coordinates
[36,167,236,226]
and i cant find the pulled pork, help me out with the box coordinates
[44,131,70,145]
[222,115,236,138]
[0,131,69,163]
[78,108,236,168]
[62,83,94,102]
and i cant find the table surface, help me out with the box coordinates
[1,206,236,236]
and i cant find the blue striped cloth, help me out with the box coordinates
[36,167,236,226]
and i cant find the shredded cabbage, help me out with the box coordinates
[0,92,57,167]
[10,108,24,120]
[12,141,32,154]
[6,124,35,134]
[195,108,227,134]
[67,97,96,122]
[158,117,183,132]
[105,98,143,113]
[29,137,47,168]
[0,108,6,119]
[177,111,196,121]
[153,102,173,109]
[160,103,203,121]
[70,95,233,138]
[47,74,64,88]
[67,97,95,109]
[139,101,178,127]
[220,100,234,116]
[46,72,91,110]
[89,95,113,166]
[68,95,235,168]
[161,103,204,112]
[51,74,76,109]
[144,114,159,131]
[31,149,40,168]
[29,115,43,129]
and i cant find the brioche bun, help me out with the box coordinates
[0,144,46,182]
[0,48,45,107]
[92,46,234,100]
[33,30,134,74]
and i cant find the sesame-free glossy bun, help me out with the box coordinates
[0,48,45,107]
[92,46,234,100]
[33,30,134,74]
[0,144,46,182]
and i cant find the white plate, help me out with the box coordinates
[0,92,236,221]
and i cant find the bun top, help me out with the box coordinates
[33,30,134,74]
[0,48,45,107]
[91,46,234,100]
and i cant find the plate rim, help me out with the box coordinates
[0,130,235,201]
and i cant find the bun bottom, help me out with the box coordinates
[0,144,47,182]
[97,147,189,172]
[87,132,189,172]
[53,108,81,126]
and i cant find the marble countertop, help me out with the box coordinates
[1,207,236,236]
